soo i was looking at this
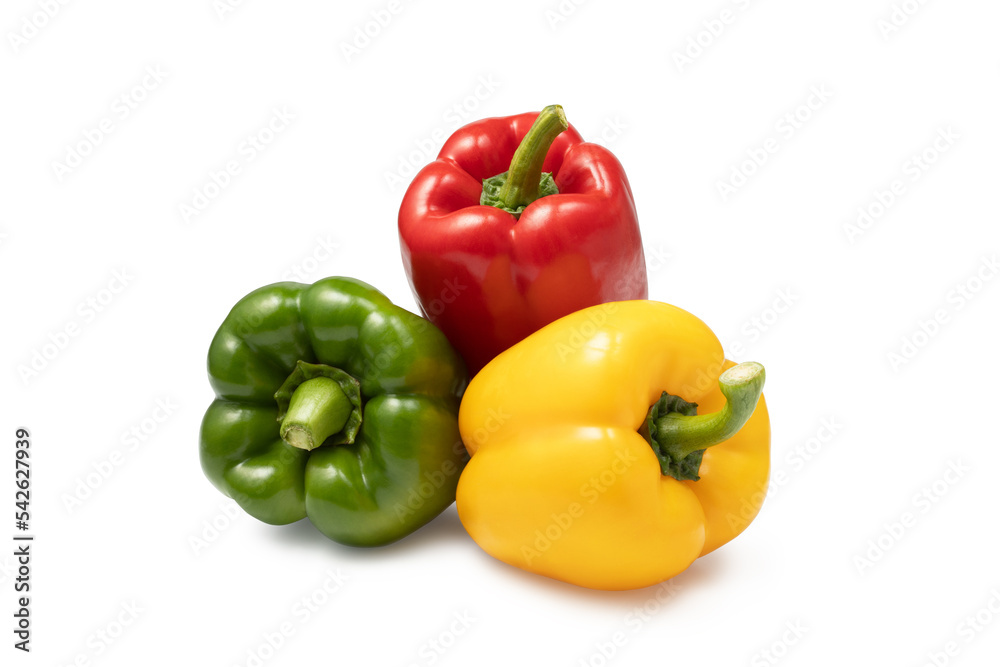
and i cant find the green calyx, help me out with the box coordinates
[481,104,568,219]
[274,361,363,451]
[641,362,766,481]
[481,171,559,217]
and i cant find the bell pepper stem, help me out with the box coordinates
[279,377,353,451]
[642,362,765,481]
[495,104,568,211]
[659,362,766,459]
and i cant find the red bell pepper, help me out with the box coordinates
[398,105,648,373]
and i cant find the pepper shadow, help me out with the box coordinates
[262,504,471,559]
[263,507,734,607]
[462,542,733,609]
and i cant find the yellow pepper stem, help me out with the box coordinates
[643,362,766,481]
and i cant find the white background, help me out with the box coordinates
[3,0,999,665]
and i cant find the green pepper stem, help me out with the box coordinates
[495,105,568,211]
[656,362,766,461]
[279,377,353,451]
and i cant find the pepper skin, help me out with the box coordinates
[398,105,648,374]
[200,277,468,547]
[456,301,770,590]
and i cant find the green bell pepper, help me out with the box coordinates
[199,277,468,547]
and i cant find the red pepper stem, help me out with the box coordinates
[496,105,568,211]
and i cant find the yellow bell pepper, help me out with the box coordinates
[456,300,770,590]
